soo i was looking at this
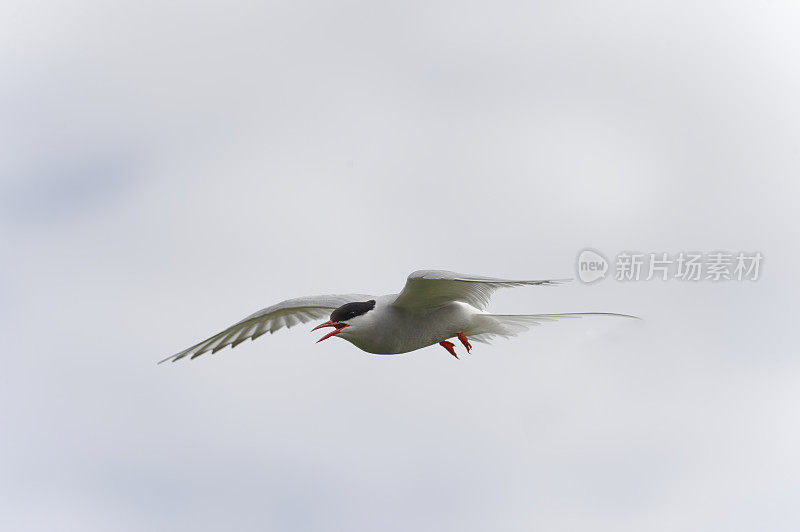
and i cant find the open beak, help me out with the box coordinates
[311,320,349,343]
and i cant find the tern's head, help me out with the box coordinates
[312,299,376,343]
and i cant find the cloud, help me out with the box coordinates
[1,1,799,531]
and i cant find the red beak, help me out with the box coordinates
[312,320,349,343]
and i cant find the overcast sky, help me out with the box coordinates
[2,1,799,531]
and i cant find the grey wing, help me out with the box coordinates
[391,270,570,310]
[159,294,371,363]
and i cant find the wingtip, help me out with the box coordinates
[596,312,641,320]
[535,278,572,286]
[157,353,183,365]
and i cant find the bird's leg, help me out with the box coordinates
[456,332,472,353]
[439,340,458,359]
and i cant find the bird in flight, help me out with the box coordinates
[159,270,636,363]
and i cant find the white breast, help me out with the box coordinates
[338,297,480,354]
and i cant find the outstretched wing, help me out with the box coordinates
[160,294,370,363]
[391,270,570,310]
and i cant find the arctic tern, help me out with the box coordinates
[160,270,636,363]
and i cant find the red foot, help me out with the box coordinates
[439,340,458,359]
[457,332,472,353]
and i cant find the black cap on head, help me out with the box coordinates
[330,300,376,322]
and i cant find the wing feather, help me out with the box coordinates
[160,294,370,363]
[391,270,570,310]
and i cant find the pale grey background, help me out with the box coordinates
[2,1,798,531]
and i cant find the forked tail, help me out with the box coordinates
[467,312,639,344]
